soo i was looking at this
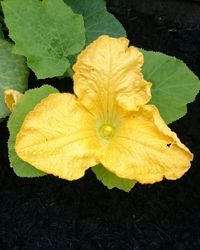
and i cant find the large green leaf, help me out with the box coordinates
[0,39,28,120]
[64,0,126,45]
[142,50,200,124]
[8,85,58,177]
[2,0,85,79]
[92,165,137,192]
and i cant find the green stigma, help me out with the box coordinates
[99,124,115,139]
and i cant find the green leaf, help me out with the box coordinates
[0,39,28,120]
[142,50,200,124]
[92,165,137,192]
[64,0,126,45]
[2,0,85,79]
[7,85,59,177]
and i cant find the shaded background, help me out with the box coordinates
[1,0,200,249]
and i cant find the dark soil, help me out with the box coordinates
[1,0,200,249]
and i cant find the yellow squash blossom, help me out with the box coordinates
[4,89,23,112]
[15,35,193,184]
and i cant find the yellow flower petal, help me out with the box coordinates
[4,89,23,112]
[99,104,193,184]
[16,93,100,180]
[73,35,151,116]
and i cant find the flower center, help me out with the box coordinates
[99,124,115,139]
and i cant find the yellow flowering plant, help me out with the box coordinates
[1,0,200,192]
[6,35,196,191]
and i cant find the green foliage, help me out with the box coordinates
[0,39,28,120]
[64,0,126,45]
[2,0,85,79]
[142,50,200,124]
[92,165,137,192]
[7,85,58,177]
